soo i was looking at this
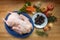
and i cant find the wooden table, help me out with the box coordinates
[0,0,60,40]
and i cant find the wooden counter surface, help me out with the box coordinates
[0,0,60,40]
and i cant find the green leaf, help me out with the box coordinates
[48,16,57,23]
[36,30,48,37]
[18,2,31,14]
[34,7,42,12]
[25,1,31,7]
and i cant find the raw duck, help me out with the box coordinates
[3,12,33,34]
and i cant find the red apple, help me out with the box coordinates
[47,3,54,11]
[45,11,52,17]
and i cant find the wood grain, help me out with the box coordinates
[0,0,60,40]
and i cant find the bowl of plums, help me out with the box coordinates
[32,13,48,28]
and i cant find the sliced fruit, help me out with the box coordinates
[40,7,48,13]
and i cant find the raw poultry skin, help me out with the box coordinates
[3,12,33,34]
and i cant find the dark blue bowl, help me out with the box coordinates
[4,12,34,38]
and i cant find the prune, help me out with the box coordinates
[37,14,40,17]
[35,14,45,25]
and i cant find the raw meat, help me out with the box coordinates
[3,12,33,34]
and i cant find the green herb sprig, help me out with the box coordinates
[48,16,57,23]
[36,30,48,37]
[18,2,31,14]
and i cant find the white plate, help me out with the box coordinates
[32,13,48,28]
